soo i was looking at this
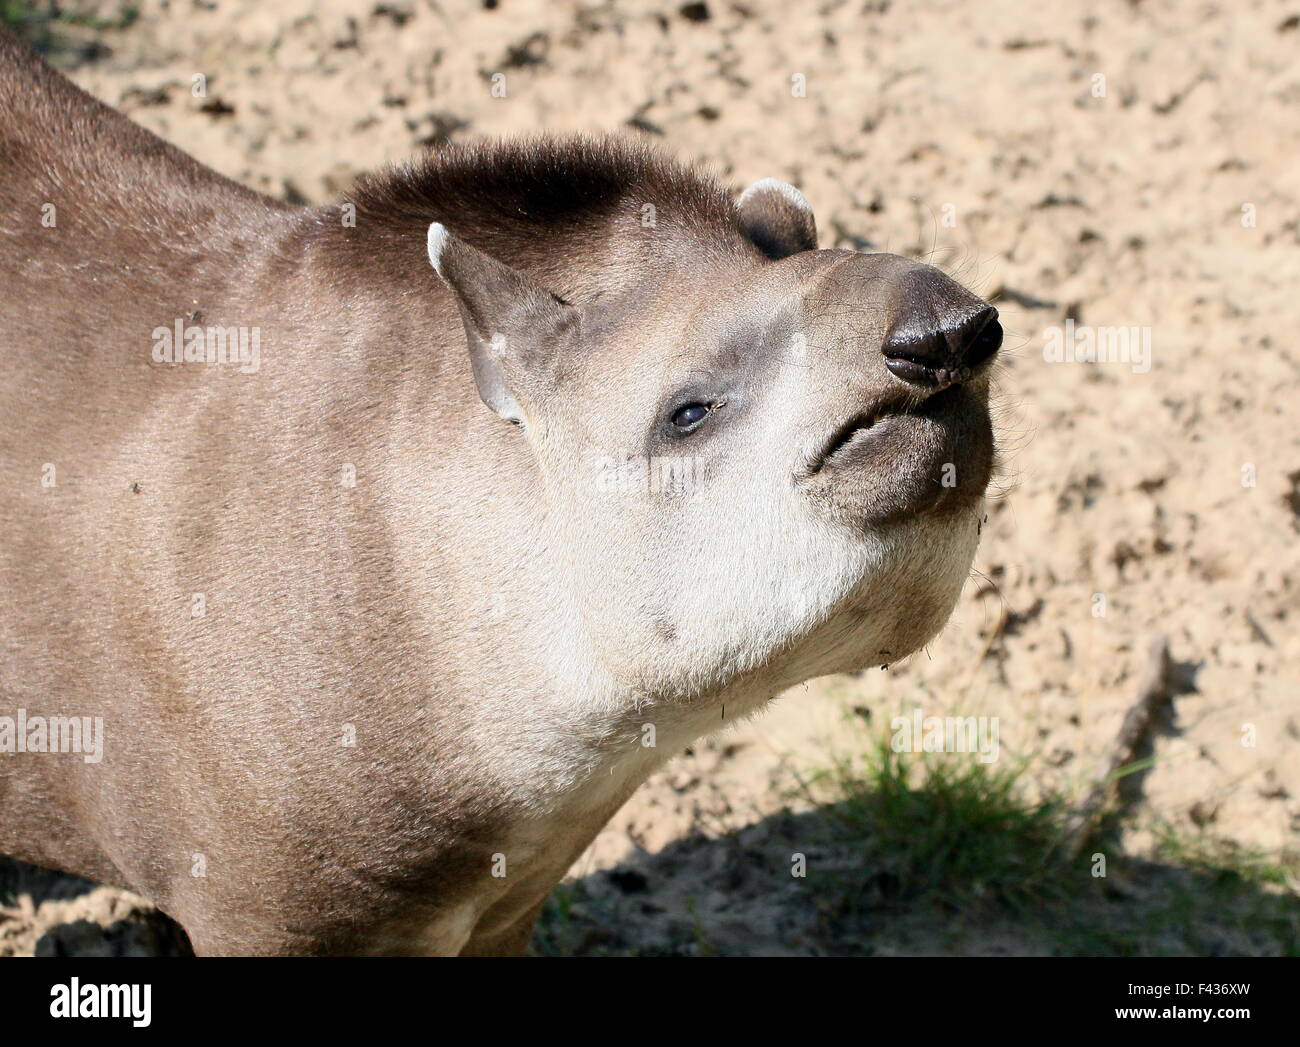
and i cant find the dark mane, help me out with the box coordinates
[343,134,755,276]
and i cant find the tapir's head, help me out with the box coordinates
[427,177,999,698]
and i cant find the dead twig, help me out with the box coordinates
[1063,635,1173,858]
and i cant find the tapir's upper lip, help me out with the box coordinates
[803,386,964,477]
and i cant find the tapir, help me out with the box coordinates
[0,28,1001,954]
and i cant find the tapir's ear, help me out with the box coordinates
[427,222,577,424]
[736,178,817,259]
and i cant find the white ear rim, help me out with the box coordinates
[426,222,449,277]
[737,177,812,215]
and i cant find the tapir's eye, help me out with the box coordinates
[671,403,711,430]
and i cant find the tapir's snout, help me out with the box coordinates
[792,253,998,522]
[880,268,1002,390]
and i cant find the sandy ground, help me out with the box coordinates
[2,0,1297,955]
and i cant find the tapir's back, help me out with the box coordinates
[0,26,288,372]
[0,26,279,238]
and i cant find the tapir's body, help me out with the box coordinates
[0,29,999,954]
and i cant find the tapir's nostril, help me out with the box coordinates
[882,304,1001,388]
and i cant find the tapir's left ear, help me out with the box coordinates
[736,178,817,259]
[427,222,578,425]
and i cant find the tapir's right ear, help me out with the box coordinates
[736,179,817,259]
[427,223,578,425]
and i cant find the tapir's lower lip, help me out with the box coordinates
[798,383,994,521]
[805,386,965,476]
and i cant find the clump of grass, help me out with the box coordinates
[1152,825,1299,893]
[789,733,1298,955]
[793,738,1071,919]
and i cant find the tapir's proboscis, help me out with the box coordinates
[0,28,1001,955]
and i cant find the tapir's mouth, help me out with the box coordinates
[798,383,994,521]
[804,385,966,476]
